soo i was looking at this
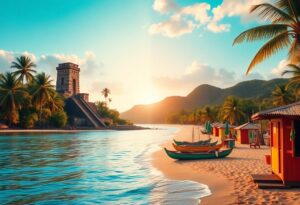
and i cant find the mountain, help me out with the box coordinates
[120,78,288,123]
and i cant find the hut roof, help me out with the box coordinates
[234,122,259,130]
[217,123,236,129]
[252,101,300,120]
[211,122,222,127]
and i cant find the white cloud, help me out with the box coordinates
[149,14,196,37]
[153,61,237,91]
[153,0,179,14]
[181,3,211,24]
[206,21,231,33]
[149,0,268,37]
[270,59,290,78]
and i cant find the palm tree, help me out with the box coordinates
[47,93,64,112]
[272,84,295,106]
[11,55,37,84]
[30,73,56,126]
[222,96,245,125]
[233,0,300,75]
[0,72,27,126]
[101,88,110,103]
[282,63,300,96]
[201,106,215,122]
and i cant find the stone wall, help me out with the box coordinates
[56,63,80,98]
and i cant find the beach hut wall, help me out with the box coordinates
[251,101,300,186]
[234,122,259,144]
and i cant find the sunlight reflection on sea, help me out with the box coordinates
[0,125,210,204]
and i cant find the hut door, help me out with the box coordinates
[271,121,281,174]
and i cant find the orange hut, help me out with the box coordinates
[234,122,259,144]
[252,102,300,187]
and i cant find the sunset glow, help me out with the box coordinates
[0,0,288,112]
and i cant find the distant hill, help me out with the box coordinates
[120,78,288,123]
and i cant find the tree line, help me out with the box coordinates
[166,84,297,125]
[0,56,67,128]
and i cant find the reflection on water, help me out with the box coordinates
[0,126,210,204]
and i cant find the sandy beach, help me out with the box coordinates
[152,125,300,205]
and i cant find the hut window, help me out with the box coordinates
[294,120,300,157]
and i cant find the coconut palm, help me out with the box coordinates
[0,72,27,126]
[200,106,215,122]
[282,63,300,95]
[222,96,245,125]
[272,84,295,106]
[233,0,300,75]
[30,73,56,126]
[47,93,64,112]
[101,88,110,103]
[11,55,37,84]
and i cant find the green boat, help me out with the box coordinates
[173,138,214,146]
[164,148,233,160]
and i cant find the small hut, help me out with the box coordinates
[234,122,259,144]
[251,101,300,187]
[217,123,236,139]
[212,122,221,137]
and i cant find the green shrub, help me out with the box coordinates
[19,109,38,128]
[49,110,68,128]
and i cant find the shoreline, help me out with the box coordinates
[152,125,300,204]
[0,125,149,133]
[151,125,234,205]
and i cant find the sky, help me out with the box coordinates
[0,0,290,111]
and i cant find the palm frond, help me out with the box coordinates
[288,39,300,64]
[275,0,300,22]
[233,24,288,45]
[246,31,290,75]
[282,63,300,75]
[251,3,295,23]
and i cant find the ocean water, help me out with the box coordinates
[0,126,211,205]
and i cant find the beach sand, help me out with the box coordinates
[152,125,300,205]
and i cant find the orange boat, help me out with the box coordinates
[172,141,223,153]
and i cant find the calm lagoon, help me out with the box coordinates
[0,126,210,204]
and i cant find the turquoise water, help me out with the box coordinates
[0,126,211,204]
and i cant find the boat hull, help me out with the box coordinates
[172,142,223,153]
[173,139,217,146]
[164,148,233,160]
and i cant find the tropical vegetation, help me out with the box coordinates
[282,63,300,96]
[0,55,67,128]
[271,84,295,106]
[101,88,111,103]
[233,0,300,75]
[165,86,297,125]
[95,101,132,126]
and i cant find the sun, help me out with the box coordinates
[139,84,161,105]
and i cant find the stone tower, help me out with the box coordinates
[56,63,80,98]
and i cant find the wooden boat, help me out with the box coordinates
[172,142,223,153]
[164,148,233,160]
[173,138,212,146]
[201,129,208,134]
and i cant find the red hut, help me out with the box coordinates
[251,102,300,187]
[234,122,259,144]
[212,122,221,137]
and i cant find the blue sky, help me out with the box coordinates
[0,0,289,111]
